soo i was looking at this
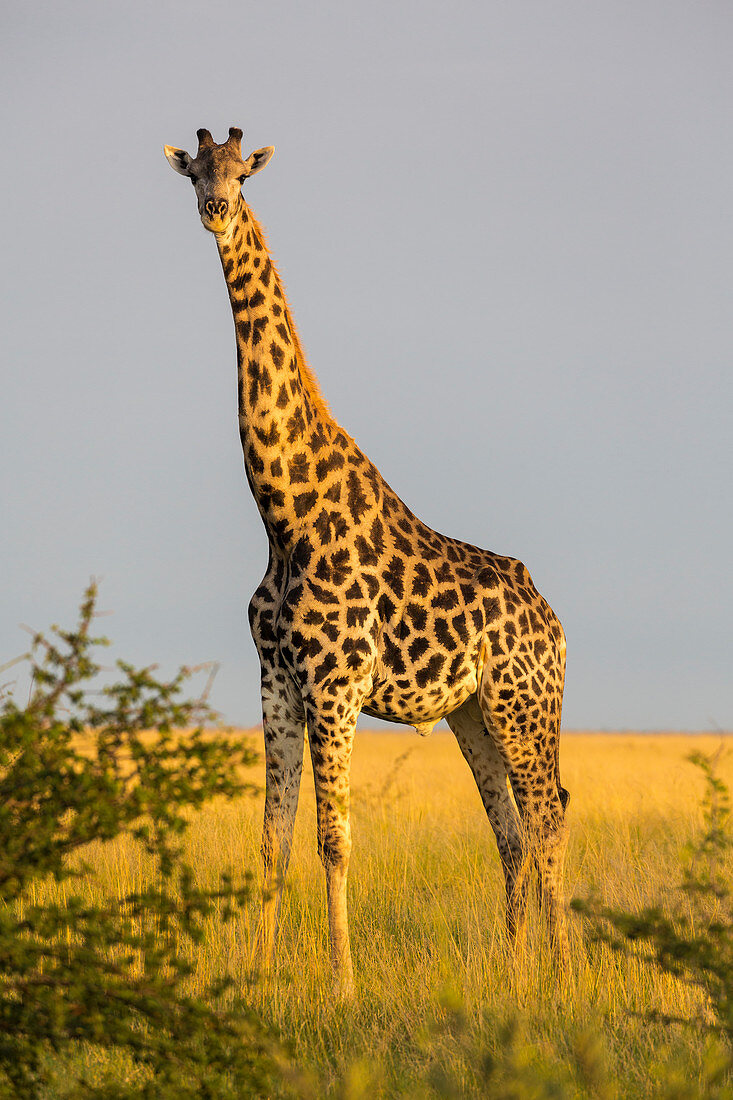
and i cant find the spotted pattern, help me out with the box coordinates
[168,130,570,989]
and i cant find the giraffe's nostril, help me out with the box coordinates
[217,199,228,215]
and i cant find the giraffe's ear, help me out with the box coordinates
[164,145,195,176]
[242,146,275,179]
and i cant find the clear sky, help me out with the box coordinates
[1,1,731,730]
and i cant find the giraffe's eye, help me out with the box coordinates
[238,174,248,185]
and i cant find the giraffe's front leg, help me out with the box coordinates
[306,701,358,1000]
[259,668,306,973]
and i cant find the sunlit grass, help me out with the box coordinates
[36,731,733,1096]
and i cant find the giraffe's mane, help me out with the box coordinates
[246,208,335,427]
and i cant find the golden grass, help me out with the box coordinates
[43,730,733,1096]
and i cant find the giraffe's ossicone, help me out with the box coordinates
[165,127,570,997]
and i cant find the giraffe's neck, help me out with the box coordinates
[216,198,340,550]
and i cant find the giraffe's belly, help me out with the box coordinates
[363,640,485,734]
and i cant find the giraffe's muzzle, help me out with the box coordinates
[201,198,230,232]
[205,198,228,218]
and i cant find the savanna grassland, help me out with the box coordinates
[37,730,733,1098]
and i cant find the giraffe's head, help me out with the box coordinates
[164,127,274,234]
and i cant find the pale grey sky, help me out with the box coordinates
[1,0,731,729]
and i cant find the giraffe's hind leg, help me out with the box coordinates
[446,695,528,944]
[477,668,570,965]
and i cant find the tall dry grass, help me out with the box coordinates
[38,731,733,1097]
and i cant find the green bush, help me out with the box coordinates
[571,750,733,1098]
[0,584,279,1098]
[573,752,733,1041]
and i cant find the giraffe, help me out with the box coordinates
[164,127,570,996]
